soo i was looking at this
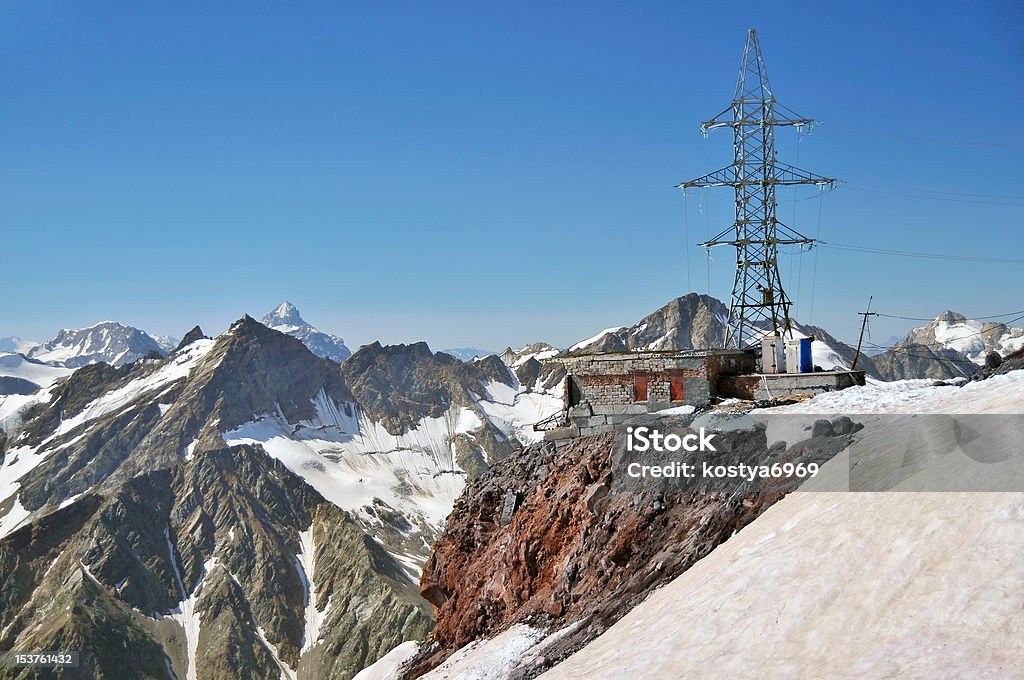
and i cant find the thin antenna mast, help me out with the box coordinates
[852,296,877,371]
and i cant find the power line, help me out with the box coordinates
[851,310,1024,363]
[847,182,1024,201]
[859,342,975,376]
[875,310,1024,322]
[825,125,1024,150]
[843,185,1024,207]
[816,241,1024,264]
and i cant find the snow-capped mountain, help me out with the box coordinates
[0,336,38,354]
[26,321,167,368]
[261,301,352,363]
[4,297,1015,678]
[440,347,497,361]
[0,315,563,678]
[153,334,179,353]
[0,353,74,396]
[897,310,1024,364]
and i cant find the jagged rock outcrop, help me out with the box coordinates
[342,341,521,475]
[409,413,855,677]
[173,325,207,352]
[971,347,1024,382]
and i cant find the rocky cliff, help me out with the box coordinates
[408,411,856,677]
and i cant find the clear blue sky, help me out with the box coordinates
[2,1,1021,351]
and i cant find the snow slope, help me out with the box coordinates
[542,490,1024,679]
[763,371,1023,415]
[476,379,562,446]
[538,374,1024,679]
[52,339,216,440]
[224,403,473,527]
[352,642,420,680]
[0,353,73,390]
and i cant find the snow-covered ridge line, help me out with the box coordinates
[51,339,215,439]
[0,353,74,391]
[569,327,626,352]
[26,320,170,368]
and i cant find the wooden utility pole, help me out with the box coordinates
[852,296,877,371]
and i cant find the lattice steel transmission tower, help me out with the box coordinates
[678,29,836,349]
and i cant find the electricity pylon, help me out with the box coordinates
[678,28,836,349]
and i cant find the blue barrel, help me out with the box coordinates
[799,337,813,373]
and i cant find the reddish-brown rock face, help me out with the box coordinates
[410,432,790,677]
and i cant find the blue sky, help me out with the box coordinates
[2,1,1021,351]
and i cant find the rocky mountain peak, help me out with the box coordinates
[935,310,967,325]
[173,325,207,352]
[27,320,166,368]
[227,314,265,336]
[259,303,351,363]
[263,301,304,328]
[568,293,729,354]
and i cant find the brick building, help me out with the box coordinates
[544,349,755,437]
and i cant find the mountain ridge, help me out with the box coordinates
[26,321,168,368]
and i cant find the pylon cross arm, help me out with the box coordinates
[676,162,835,190]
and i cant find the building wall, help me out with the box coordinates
[718,370,867,401]
[546,350,753,437]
